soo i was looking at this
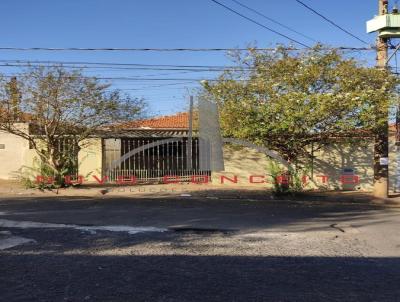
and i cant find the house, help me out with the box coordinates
[0,112,202,182]
[0,112,399,191]
[101,112,204,181]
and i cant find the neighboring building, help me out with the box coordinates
[0,112,399,192]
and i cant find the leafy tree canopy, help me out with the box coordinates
[201,46,399,161]
[0,67,146,184]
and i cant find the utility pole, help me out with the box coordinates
[374,0,390,198]
[186,96,194,170]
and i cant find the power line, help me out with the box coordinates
[294,0,370,45]
[230,0,318,43]
[0,64,212,77]
[0,59,251,70]
[0,46,376,77]
[0,46,374,53]
[111,86,198,91]
[0,47,299,52]
[114,82,199,90]
[126,86,197,91]
[209,0,311,48]
[0,74,227,82]
[0,59,234,68]
[0,61,247,72]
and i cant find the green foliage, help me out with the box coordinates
[0,67,146,184]
[16,158,58,191]
[16,151,82,191]
[201,45,399,162]
[267,162,309,195]
[267,162,286,194]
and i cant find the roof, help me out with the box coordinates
[116,112,191,130]
[99,129,189,138]
[106,112,399,140]
[0,109,33,123]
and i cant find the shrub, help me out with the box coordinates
[267,162,309,195]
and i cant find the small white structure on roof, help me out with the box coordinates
[367,13,400,38]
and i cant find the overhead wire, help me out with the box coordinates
[209,0,311,48]
[229,0,318,43]
[0,47,302,51]
[0,74,229,82]
[0,46,374,52]
[294,0,370,45]
[0,62,248,72]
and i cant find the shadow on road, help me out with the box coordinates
[0,252,399,301]
[1,194,399,301]
[0,194,397,231]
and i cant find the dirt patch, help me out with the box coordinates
[0,180,25,194]
[0,180,399,206]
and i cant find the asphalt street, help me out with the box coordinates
[1,195,400,301]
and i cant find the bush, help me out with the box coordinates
[267,162,309,195]
[16,156,78,191]
[16,159,57,191]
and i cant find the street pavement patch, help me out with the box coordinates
[0,218,168,235]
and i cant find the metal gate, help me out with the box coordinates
[103,137,210,182]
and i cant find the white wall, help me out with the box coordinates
[0,124,30,180]
[213,135,399,192]
[78,138,103,181]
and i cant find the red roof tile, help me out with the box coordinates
[114,113,398,134]
[117,112,190,130]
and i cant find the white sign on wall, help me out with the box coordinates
[380,157,389,166]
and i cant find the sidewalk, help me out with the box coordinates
[1,179,399,205]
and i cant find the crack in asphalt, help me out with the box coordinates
[330,224,346,233]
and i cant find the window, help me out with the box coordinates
[0,144,5,150]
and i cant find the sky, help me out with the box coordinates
[0,0,387,116]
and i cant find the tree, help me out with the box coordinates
[0,66,146,185]
[201,46,399,163]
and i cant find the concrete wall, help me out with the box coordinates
[0,129,103,182]
[0,124,30,179]
[310,141,374,191]
[78,138,103,181]
[212,145,274,187]
[22,138,103,182]
[213,134,399,192]
[1,125,398,192]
